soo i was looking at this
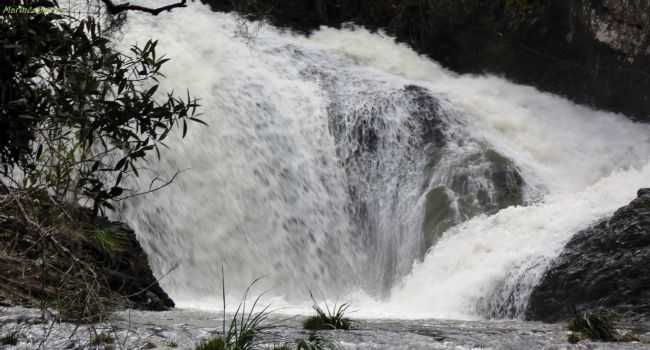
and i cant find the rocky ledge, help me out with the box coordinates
[202,0,650,122]
[0,190,173,319]
[526,188,650,322]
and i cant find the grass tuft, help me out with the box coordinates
[92,228,129,254]
[90,333,115,346]
[0,332,19,346]
[568,311,620,343]
[197,270,272,350]
[196,337,227,350]
[302,292,351,331]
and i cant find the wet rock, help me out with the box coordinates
[422,148,524,251]
[0,191,174,314]
[526,188,650,322]
[203,0,650,122]
[93,218,175,311]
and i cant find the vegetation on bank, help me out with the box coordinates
[194,278,349,350]
[0,0,200,324]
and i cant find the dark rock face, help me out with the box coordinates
[0,192,174,313]
[94,218,175,311]
[526,189,650,322]
[202,0,650,122]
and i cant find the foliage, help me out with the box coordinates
[92,228,129,254]
[0,11,202,214]
[0,189,174,323]
[302,292,351,331]
[568,311,620,343]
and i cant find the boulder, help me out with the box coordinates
[526,189,650,322]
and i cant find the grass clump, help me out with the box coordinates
[196,272,272,350]
[196,338,227,350]
[302,292,351,331]
[92,228,129,254]
[1,332,19,346]
[90,333,115,346]
[196,274,341,350]
[568,311,620,343]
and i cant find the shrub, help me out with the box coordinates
[1,12,203,215]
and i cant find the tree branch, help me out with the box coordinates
[100,0,187,15]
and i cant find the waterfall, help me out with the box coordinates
[117,3,650,319]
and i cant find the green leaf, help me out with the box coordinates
[190,117,208,126]
[109,187,124,197]
[114,157,127,171]
[35,144,43,160]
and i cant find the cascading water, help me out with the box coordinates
[116,3,650,320]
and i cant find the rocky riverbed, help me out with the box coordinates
[1,307,650,349]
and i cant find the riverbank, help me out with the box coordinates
[0,190,173,322]
[2,306,650,349]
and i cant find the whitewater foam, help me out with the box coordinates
[117,4,650,319]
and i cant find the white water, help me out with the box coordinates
[117,4,650,320]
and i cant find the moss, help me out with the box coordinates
[421,186,454,251]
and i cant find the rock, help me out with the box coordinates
[526,188,650,322]
[93,218,175,311]
[202,0,650,122]
[0,190,174,315]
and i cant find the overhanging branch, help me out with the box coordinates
[100,0,187,15]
